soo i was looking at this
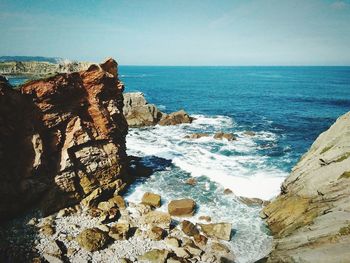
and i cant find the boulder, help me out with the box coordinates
[165,237,180,248]
[75,228,109,252]
[194,234,208,246]
[142,192,161,207]
[147,226,165,241]
[138,249,169,263]
[199,223,232,241]
[211,242,231,254]
[40,224,55,236]
[108,223,130,240]
[123,92,164,127]
[140,211,172,229]
[183,243,203,256]
[168,199,196,216]
[214,132,236,141]
[181,220,199,236]
[158,110,193,126]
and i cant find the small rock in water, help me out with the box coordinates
[185,133,210,139]
[223,188,233,195]
[244,130,256,136]
[214,132,236,141]
[168,199,196,216]
[185,178,197,186]
[142,192,161,207]
[27,218,37,226]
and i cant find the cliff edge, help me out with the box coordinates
[0,58,129,219]
[262,111,350,262]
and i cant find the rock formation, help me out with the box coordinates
[262,111,350,262]
[123,92,193,127]
[0,60,91,78]
[0,58,128,219]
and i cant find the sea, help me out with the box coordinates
[8,66,350,263]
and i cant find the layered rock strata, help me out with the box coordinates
[0,58,128,219]
[263,111,350,262]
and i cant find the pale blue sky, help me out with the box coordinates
[1,0,350,65]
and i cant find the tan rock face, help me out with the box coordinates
[168,199,196,217]
[0,58,129,219]
[263,111,350,262]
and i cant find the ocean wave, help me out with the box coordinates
[126,114,287,200]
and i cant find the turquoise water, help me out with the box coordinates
[8,66,350,262]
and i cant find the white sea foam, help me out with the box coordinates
[126,114,287,200]
[125,114,289,262]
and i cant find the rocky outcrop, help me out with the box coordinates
[123,92,193,127]
[263,111,350,262]
[0,58,129,219]
[0,61,91,78]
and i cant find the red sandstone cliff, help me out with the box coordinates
[0,58,129,219]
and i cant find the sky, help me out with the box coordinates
[0,0,350,65]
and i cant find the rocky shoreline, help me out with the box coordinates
[1,57,349,263]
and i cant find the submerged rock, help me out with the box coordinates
[168,199,196,217]
[185,133,210,139]
[214,132,236,141]
[76,228,109,252]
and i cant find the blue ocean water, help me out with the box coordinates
[119,66,349,262]
[8,66,350,262]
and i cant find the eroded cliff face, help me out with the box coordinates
[263,111,350,262]
[0,58,129,219]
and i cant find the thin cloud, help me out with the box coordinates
[331,1,349,9]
